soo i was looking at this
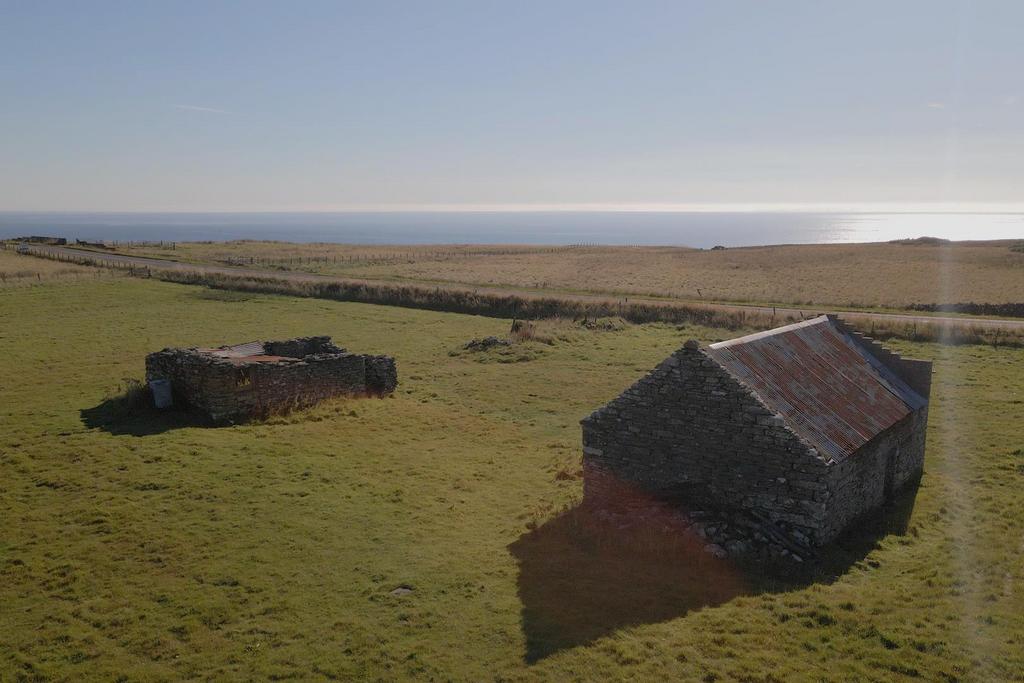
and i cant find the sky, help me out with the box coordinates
[1,0,1023,212]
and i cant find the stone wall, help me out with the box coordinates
[145,349,239,420]
[582,344,831,544]
[364,355,398,395]
[894,408,928,489]
[247,354,367,417]
[818,407,927,542]
[145,337,397,422]
[264,336,344,358]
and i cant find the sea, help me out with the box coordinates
[1,211,1022,249]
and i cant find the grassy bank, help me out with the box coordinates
[1,277,1023,681]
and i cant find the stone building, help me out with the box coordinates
[581,315,931,557]
[145,336,397,422]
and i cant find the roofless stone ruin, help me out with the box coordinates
[145,336,397,422]
[581,315,932,563]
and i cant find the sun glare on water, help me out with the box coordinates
[823,213,1024,243]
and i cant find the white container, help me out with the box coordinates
[149,379,173,409]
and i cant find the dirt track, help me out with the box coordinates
[27,245,1024,331]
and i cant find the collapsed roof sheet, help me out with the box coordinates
[203,341,267,359]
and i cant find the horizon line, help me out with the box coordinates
[3,202,1024,214]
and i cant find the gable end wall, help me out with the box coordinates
[581,347,831,541]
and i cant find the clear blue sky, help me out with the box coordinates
[2,1,1022,211]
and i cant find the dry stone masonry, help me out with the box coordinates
[581,315,931,563]
[145,335,397,422]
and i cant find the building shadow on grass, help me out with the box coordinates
[508,485,918,663]
[80,395,213,436]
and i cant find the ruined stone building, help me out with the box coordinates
[146,336,397,422]
[581,315,931,556]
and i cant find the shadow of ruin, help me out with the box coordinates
[80,391,214,437]
[508,481,918,664]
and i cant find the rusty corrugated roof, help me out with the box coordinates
[707,316,925,462]
[221,355,294,365]
[203,341,267,359]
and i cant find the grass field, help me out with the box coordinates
[117,240,1024,309]
[1,277,1023,681]
[0,249,113,287]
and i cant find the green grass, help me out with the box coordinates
[1,278,1022,681]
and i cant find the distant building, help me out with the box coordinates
[581,315,931,557]
[146,336,397,422]
[15,236,66,245]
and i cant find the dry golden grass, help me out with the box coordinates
[25,245,1024,346]
[349,243,1024,308]
[122,241,571,270]
[120,240,1024,309]
[0,248,109,287]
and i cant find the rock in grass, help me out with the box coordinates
[464,336,510,351]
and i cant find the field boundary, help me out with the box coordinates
[12,243,1024,347]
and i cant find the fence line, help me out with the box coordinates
[14,244,1022,347]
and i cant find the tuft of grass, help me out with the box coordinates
[98,377,152,416]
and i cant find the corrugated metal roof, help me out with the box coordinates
[204,341,267,359]
[221,355,293,365]
[707,316,925,462]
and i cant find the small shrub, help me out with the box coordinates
[110,377,151,411]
